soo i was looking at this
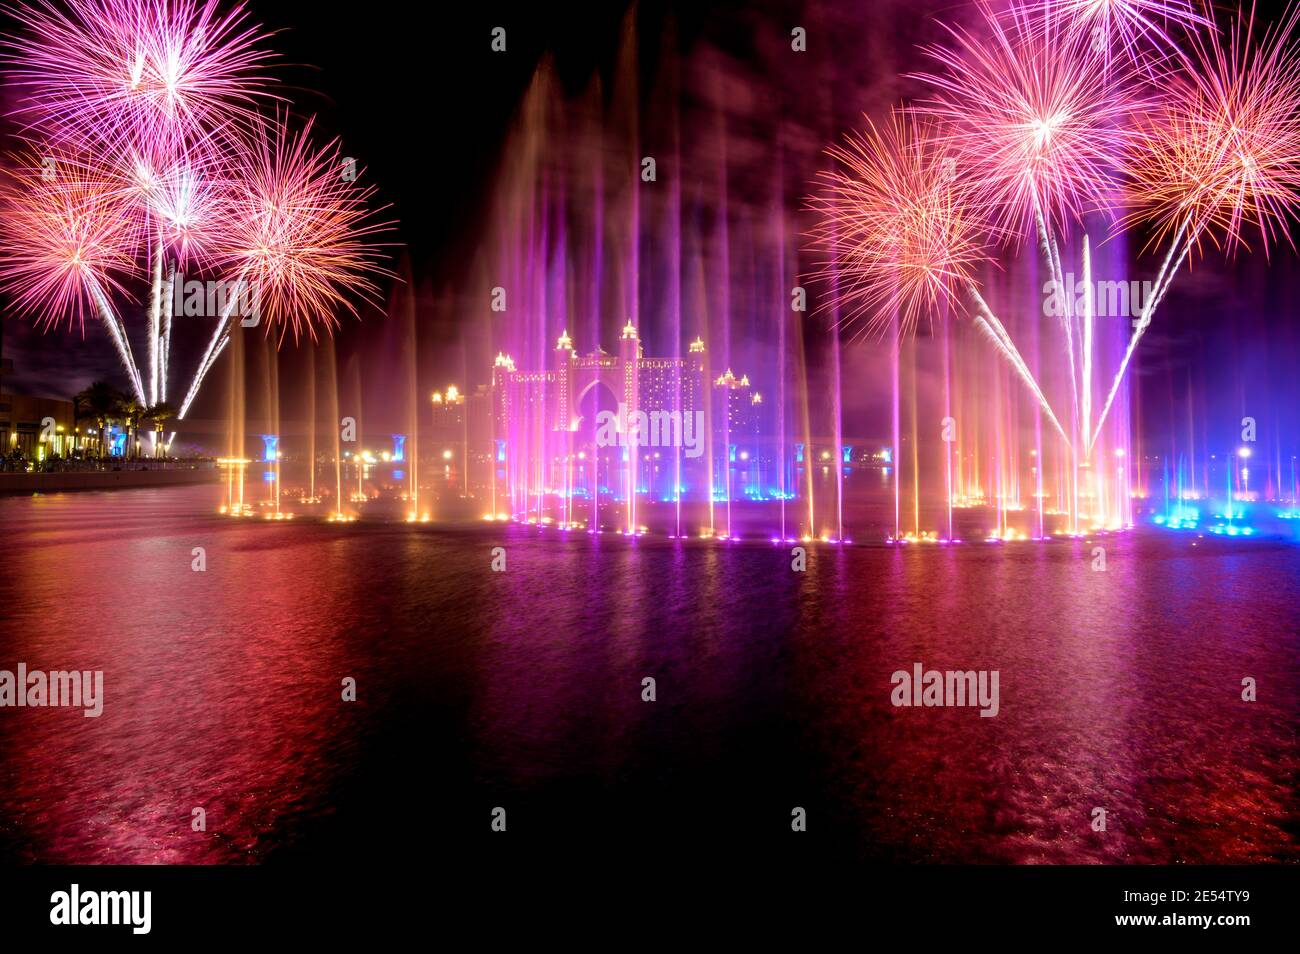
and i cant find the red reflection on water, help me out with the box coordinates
[1,486,1297,863]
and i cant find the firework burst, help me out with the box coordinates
[809,108,1073,444]
[0,149,134,327]
[175,116,392,419]
[1091,3,1300,449]
[1121,3,1300,256]
[1,0,395,423]
[93,132,226,264]
[219,117,392,342]
[914,1,1141,241]
[3,0,276,152]
[809,110,994,339]
[1023,0,1210,65]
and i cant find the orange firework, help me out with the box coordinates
[808,110,995,339]
[218,116,393,342]
[173,115,393,419]
[1092,4,1300,448]
[0,148,135,327]
[1121,4,1300,257]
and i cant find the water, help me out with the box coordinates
[0,485,1296,864]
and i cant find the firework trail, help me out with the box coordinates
[1,0,394,424]
[968,286,1072,445]
[1081,234,1094,454]
[809,108,1072,447]
[0,149,147,402]
[912,0,1144,497]
[1092,2,1300,450]
[177,117,392,419]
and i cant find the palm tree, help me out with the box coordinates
[73,381,124,459]
[142,402,176,457]
[114,395,144,459]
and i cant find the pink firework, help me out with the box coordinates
[219,117,393,342]
[3,0,276,152]
[1122,3,1300,256]
[0,149,134,327]
[808,110,995,339]
[113,134,233,265]
[1023,0,1211,64]
[148,155,228,264]
[914,1,1142,241]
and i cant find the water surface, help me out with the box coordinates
[0,485,1296,865]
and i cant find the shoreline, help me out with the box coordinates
[0,467,221,494]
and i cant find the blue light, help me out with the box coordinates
[1208,522,1255,536]
[391,434,406,463]
[1155,503,1200,530]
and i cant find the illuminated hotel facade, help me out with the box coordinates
[485,322,770,520]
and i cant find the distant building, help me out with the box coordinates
[0,349,94,461]
[428,384,467,492]
[0,390,78,461]
[487,324,770,512]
